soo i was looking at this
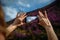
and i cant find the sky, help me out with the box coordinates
[0,0,55,22]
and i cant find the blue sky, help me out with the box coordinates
[1,0,55,22]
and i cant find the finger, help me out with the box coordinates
[18,15,27,20]
[18,23,25,26]
[16,12,22,18]
[24,15,27,18]
[39,11,44,18]
[37,15,44,23]
[44,11,48,18]
[23,15,27,19]
[16,13,19,19]
[22,13,26,16]
[17,24,21,26]
[20,13,26,17]
[37,15,41,20]
[18,12,24,17]
[38,23,42,26]
[22,14,27,17]
[19,13,22,16]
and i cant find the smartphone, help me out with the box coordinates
[26,16,38,23]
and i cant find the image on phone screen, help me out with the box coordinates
[26,16,37,23]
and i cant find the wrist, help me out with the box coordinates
[44,25,53,30]
[12,21,23,26]
[10,24,17,27]
[6,24,17,36]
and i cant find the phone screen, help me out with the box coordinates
[26,16,37,23]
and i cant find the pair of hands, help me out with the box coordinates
[13,11,52,28]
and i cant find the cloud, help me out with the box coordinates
[26,16,37,22]
[3,6,18,22]
[18,1,30,8]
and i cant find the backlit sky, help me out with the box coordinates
[0,0,55,22]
